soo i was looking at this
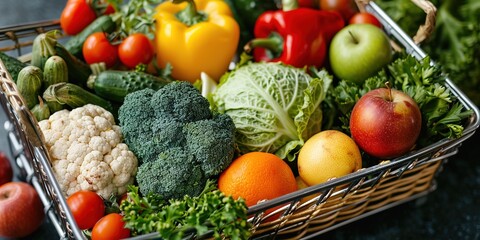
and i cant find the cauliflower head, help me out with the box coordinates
[38,104,138,199]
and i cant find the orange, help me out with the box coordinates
[218,152,298,208]
[298,130,362,186]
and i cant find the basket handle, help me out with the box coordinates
[355,0,437,45]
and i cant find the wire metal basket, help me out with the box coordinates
[0,1,478,239]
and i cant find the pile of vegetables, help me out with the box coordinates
[1,0,477,239]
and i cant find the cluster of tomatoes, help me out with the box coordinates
[67,190,130,240]
[83,32,155,69]
[60,0,155,69]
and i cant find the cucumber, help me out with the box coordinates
[55,43,92,88]
[0,52,27,83]
[43,82,114,113]
[87,70,172,102]
[64,15,117,59]
[43,55,68,112]
[16,66,43,109]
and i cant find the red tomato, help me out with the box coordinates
[320,0,358,22]
[349,12,382,28]
[103,4,116,15]
[66,190,105,230]
[83,32,119,68]
[91,213,130,240]
[60,0,97,35]
[118,33,155,69]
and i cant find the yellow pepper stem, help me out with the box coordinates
[171,0,207,26]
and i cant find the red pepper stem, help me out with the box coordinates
[172,0,206,26]
[282,0,299,11]
[244,33,283,55]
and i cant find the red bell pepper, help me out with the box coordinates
[245,0,344,68]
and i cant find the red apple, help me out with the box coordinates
[0,152,13,186]
[0,182,45,238]
[349,88,422,159]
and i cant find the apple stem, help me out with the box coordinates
[348,30,358,44]
[385,81,393,101]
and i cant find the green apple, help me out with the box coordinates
[329,24,393,84]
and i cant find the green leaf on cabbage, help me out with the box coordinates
[212,62,330,161]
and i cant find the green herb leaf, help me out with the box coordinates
[120,180,251,239]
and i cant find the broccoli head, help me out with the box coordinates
[118,81,236,200]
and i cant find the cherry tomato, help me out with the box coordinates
[66,190,105,230]
[349,12,382,28]
[118,33,155,69]
[91,213,130,240]
[103,4,116,15]
[60,0,97,35]
[83,32,119,68]
[320,0,358,22]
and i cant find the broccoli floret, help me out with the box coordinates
[136,147,207,199]
[119,88,156,131]
[118,88,157,161]
[184,114,236,176]
[118,81,236,200]
[150,81,212,123]
[151,118,186,153]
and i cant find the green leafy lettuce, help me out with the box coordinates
[212,62,331,161]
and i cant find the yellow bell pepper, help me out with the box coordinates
[155,0,240,83]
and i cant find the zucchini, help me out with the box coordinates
[87,70,172,102]
[43,56,68,89]
[31,96,51,121]
[0,52,27,83]
[43,82,114,113]
[30,30,92,88]
[64,15,118,59]
[55,43,92,88]
[43,55,68,112]
[31,31,58,70]
[16,66,43,109]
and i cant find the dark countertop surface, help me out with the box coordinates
[1,1,479,239]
